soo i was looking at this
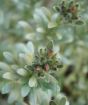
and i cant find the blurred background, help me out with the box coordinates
[0,0,88,105]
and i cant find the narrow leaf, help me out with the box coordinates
[21,85,30,97]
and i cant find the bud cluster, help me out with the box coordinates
[25,41,63,77]
[55,1,80,22]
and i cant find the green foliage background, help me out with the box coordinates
[0,0,88,105]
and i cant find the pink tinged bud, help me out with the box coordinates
[45,64,49,71]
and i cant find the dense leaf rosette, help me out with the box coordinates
[0,41,69,105]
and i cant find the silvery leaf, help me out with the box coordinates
[48,22,57,28]
[17,68,27,76]
[21,85,30,97]
[1,83,11,94]
[0,62,10,71]
[2,72,13,80]
[28,76,37,87]
[26,41,34,54]
[3,52,14,63]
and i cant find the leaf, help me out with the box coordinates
[26,41,34,54]
[65,101,69,105]
[28,76,37,87]
[34,8,49,24]
[8,88,21,104]
[42,74,60,95]
[42,7,51,20]
[17,21,29,28]
[3,51,14,63]
[29,89,38,105]
[48,22,57,28]
[40,89,52,105]
[0,62,10,71]
[53,6,60,12]
[29,88,52,105]
[55,94,68,105]
[15,43,28,53]
[21,85,30,97]
[8,91,17,104]
[47,40,54,50]
[17,68,27,76]
[36,27,45,33]
[1,83,11,94]
[19,53,26,63]
[2,72,12,80]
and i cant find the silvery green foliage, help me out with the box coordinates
[0,41,69,105]
[24,5,85,46]
[24,7,59,44]
[0,0,88,105]
[0,0,86,46]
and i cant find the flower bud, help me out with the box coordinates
[35,65,41,71]
[44,64,49,71]
[48,49,53,58]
